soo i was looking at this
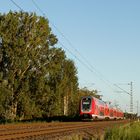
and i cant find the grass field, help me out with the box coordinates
[104,120,140,140]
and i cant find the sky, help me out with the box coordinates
[0,0,140,114]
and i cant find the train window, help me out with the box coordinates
[82,97,91,111]
[99,107,104,116]
[98,99,105,106]
[100,111,104,116]
[110,110,113,117]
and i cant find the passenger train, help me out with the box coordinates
[80,96,124,120]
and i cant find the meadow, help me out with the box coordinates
[104,121,140,140]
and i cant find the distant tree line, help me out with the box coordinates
[0,11,99,122]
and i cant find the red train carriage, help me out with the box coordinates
[116,109,124,119]
[80,96,124,120]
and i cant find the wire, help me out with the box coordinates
[10,0,23,11]
[11,0,122,93]
[114,84,130,95]
[59,41,94,73]
[31,0,45,17]
[31,0,118,91]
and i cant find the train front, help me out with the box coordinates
[80,96,94,119]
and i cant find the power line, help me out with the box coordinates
[9,0,135,113]
[59,42,116,92]
[31,0,117,92]
[114,84,130,95]
[10,0,23,11]
[59,41,93,73]
[114,82,133,113]
[31,0,45,17]
[10,0,95,79]
[10,0,121,93]
[58,43,116,92]
[31,0,103,77]
[10,0,95,78]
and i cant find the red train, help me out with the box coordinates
[80,96,124,120]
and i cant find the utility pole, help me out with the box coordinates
[114,81,133,113]
[137,101,139,115]
[129,82,133,113]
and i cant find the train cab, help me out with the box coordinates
[80,96,106,120]
[80,96,94,119]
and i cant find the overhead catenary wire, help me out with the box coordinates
[11,0,117,92]
[114,84,130,95]
[10,0,123,93]
[31,0,103,77]
[10,0,23,11]
[31,0,118,92]
[59,41,93,73]
[10,0,92,73]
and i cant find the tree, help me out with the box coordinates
[78,88,101,99]
[30,47,66,117]
[0,11,80,121]
[37,49,79,117]
[61,59,78,116]
[0,11,57,120]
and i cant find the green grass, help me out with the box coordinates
[104,121,140,140]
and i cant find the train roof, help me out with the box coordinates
[81,96,106,105]
[81,96,123,112]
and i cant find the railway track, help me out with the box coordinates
[0,120,130,140]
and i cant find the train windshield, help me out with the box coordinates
[82,97,91,111]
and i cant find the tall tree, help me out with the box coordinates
[0,11,80,121]
[61,59,78,116]
[0,11,57,120]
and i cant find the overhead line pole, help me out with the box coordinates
[114,81,133,113]
[129,82,133,113]
[137,101,139,115]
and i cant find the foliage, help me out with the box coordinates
[78,88,101,99]
[0,11,80,121]
[104,122,140,140]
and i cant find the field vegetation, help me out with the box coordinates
[104,121,140,140]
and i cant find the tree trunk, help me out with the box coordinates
[64,94,68,116]
[10,101,18,120]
